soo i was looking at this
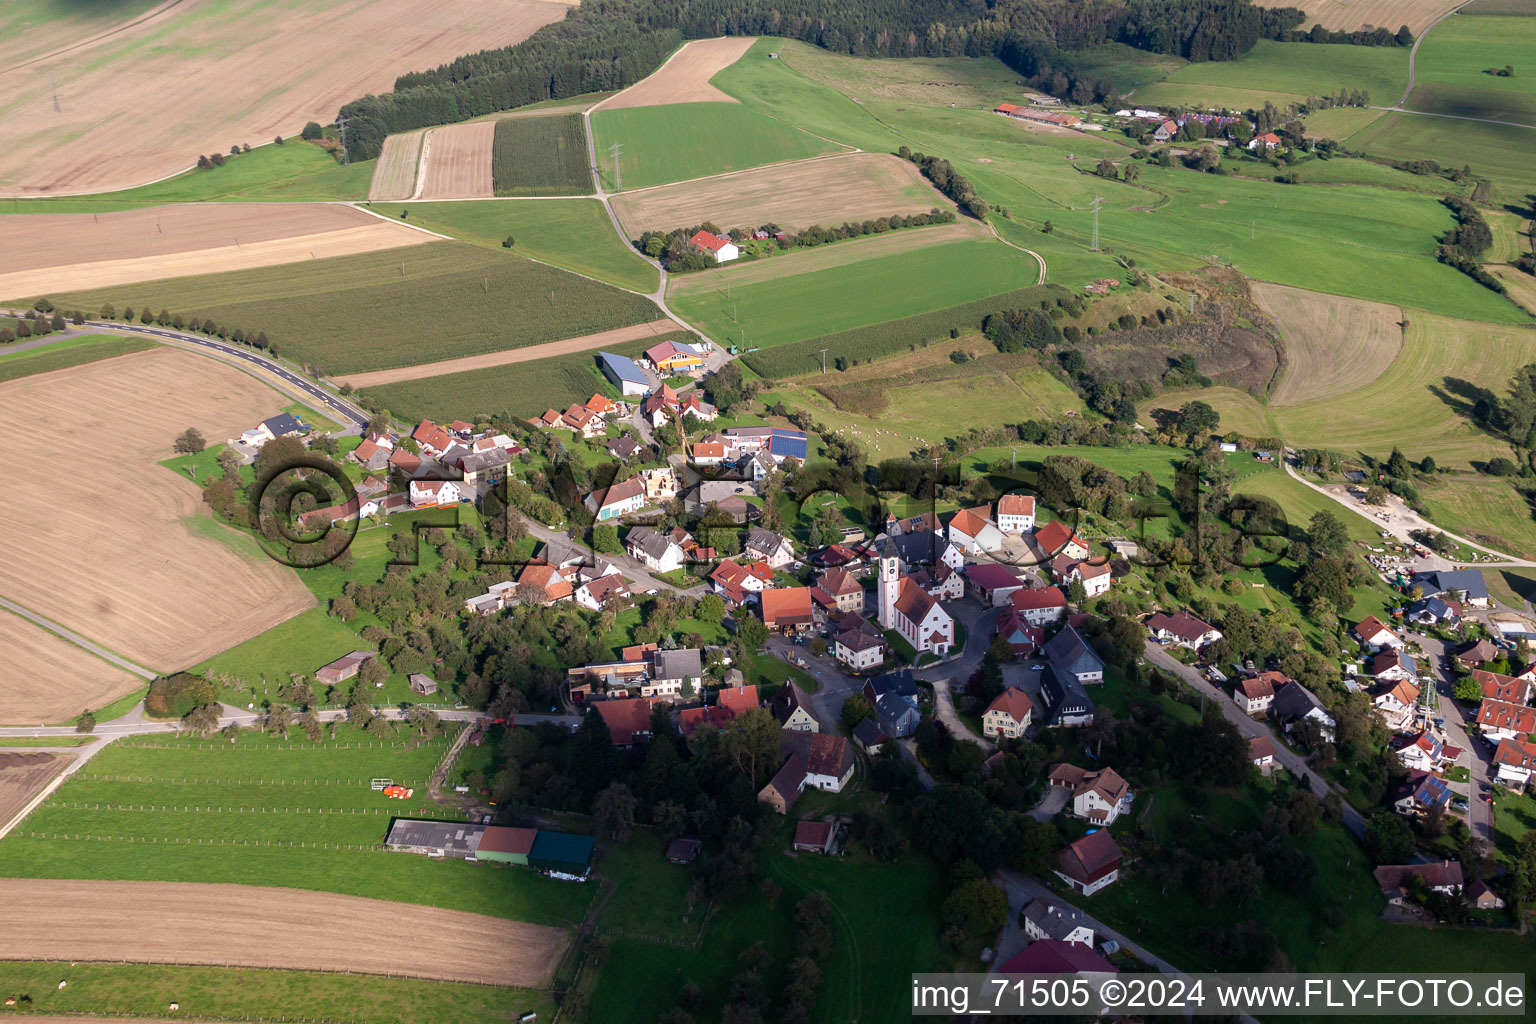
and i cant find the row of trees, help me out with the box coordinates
[637,208,957,270]
[897,148,988,220]
[1436,194,1505,294]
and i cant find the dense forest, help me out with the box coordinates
[338,0,1307,159]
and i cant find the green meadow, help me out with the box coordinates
[591,102,842,191]
[1405,14,1536,124]
[1134,39,1408,109]
[1347,110,1536,206]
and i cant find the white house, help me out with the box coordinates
[1354,616,1404,652]
[625,526,685,573]
[1370,650,1418,683]
[1067,559,1113,598]
[1493,737,1536,789]
[689,229,739,263]
[834,621,887,672]
[1372,680,1421,731]
[585,477,646,521]
[1010,586,1068,627]
[946,505,1004,555]
[1235,672,1283,715]
[1022,899,1095,948]
[1146,610,1222,651]
[996,493,1036,533]
[574,573,630,611]
[745,528,797,569]
[1049,763,1135,826]
[408,479,461,508]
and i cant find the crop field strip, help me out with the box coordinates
[1252,0,1464,35]
[38,241,661,375]
[0,729,596,925]
[1253,282,1405,405]
[418,122,497,200]
[599,36,758,109]
[0,0,575,195]
[369,131,425,201]
[0,334,156,385]
[491,115,591,196]
[0,203,431,298]
[0,612,144,724]
[0,752,72,834]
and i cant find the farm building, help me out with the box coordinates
[599,351,652,396]
[646,339,707,373]
[994,103,1082,127]
[384,818,485,858]
[315,650,374,685]
[689,229,739,263]
[476,826,537,865]
[407,673,438,696]
[530,831,596,878]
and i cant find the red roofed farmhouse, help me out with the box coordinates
[688,229,738,264]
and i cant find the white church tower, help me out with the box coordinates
[877,538,901,630]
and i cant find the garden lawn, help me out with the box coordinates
[669,238,1040,350]
[0,728,595,926]
[1493,787,1535,861]
[0,142,373,213]
[397,199,658,292]
[0,334,155,382]
[0,962,554,1024]
[591,103,842,191]
[39,242,660,374]
[1134,40,1407,109]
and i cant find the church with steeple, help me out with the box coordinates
[876,538,955,657]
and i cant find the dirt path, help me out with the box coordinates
[335,318,676,388]
[0,879,570,986]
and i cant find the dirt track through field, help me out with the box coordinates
[598,36,757,109]
[0,753,71,832]
[336,318,678,387]
[612,153,949,236]
[418,123,496,200]
[1253,282,1404,406]
[0,616,142,724]
[0,347,313,674]
[0,879,570,986]
[0,0,576,195]
[369,131,425,201]
[0,204,429,298]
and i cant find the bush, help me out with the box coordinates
[145,672,219,718]
[1485,457,1518,476]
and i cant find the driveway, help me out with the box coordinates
[930,676,994,751]
[1028,784,1069,821]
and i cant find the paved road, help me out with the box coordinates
[0,594,156,684]
[514,513,701,597]
[1415,634,1493,843]
[1142,641,1367,839]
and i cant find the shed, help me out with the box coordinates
[792,820,836,855]
[407,673,438,696]
[666,835,702,864]
[476,825,537,865]
[529,831,596,877]
[384,818,485,858]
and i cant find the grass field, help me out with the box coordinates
[359,337,650,426]
[0,961,555,1024]
[670,237,1040,350]
[1405,15,1536,124]
[1254,283,1404,405]
[1302,105,1389,139]
[0,334,155,382]
[1133,40,1408,109]
[1492,264,1536,315]
[1151,310,1536,472]
[0,142,374,213]
[0,727,596,925]
[393,200,658,293]
[194,607,369,700]
[1347,110,1536,206]
[591,103,842,191]
[491,115,591,196]
[37,242,659,375]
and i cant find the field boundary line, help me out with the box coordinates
[1396,0,1476,109]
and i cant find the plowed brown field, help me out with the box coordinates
[418,123,496,200]
[0,0,576,195]
[0,616,141,724]
[0,204,429,299]
[0,879,569,986]
[0,347,313,671]
[0,753,72,833]
[599,37,757,109]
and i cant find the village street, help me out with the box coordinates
[1413,634,1494,843]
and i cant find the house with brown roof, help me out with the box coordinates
[782,731,856,793]
[574,573,631,611]
[1146,610,1222,651]
[1476,698,1536,742]
[408,479,461,509]
[1493,736,1536,789]
[983,688,1033,739]
[833,614,888,672]
[1048,764,1135,825]
[761,587,815,634]
[1055,830,1122,896]
[710,559,775,605]
[586,476,646,521]
[1248,735,1279,773]
[1465,878,1505,910]
[793,819,837,855]
[561,403,605,439]
[996,493,1036,533]
[592,698,654,747]
[1060,557,1113,598]
[811,566,864,614]
[1009,586,1068,626]
[1373,861,1463,903]
[966,563,1028,606]
[515,562,574,606]
[771,681,820,733]
[315,650,374,685]
[1234,672,1284,715]
[1354,616,1404,652]
[349,436,394,471]
[759,753,806,814]
[1372,678,1421,730]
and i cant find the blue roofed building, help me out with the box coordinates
[599,351,651,396]
[767,429,808,462]
[529,830,597,879]
[1411,568,1489,609]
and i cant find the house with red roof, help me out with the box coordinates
[408,479,461,509]
[1476,670,1532,705]
[688,229,738,263]
[710,559,776,605]
[1055,830,1123,896]
[1477,698,1536,742]
[965,562,1027,606]
[1010,586,1067,626]
[592,697,655,747]
[1248,131,1283,152]
[996,606,1044,657]
[996,493,1036,533]
[997,939,1117,977]
[411,419,454,456]
[983,687,1033,738]
[947,504,1004,554]
[1235,671,1286,715]
[1146,610,1222,650]
[761,587,816,634]
[1493,736,1536,789]
[645,339,706,374]
[1354,616,1403,652]
[876,539,954,657]
[1035,520,1089,560]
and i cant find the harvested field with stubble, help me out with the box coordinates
[0,879,569,986]
[0,347,313,671]
[0,752,71,831]
[1254,282,1404,405]
[612,153,947,236]
[0,0,576,195]
[0,204,430,299]
[0,616,142,724]
[418,123,496,200]
[336,318,676,388]
[599,36,757,109]
[1253,0,1461,35]
[369,131,425,201]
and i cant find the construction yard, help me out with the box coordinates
[0,879,568,986]
[0,203,430,299]
[0,347,314,673]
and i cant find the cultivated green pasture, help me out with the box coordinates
[1302,105,1388,139]
[0,333,155,382]
[31,242,660,374]
[1133,40,1408,109]
[591,102,842,191]
[1347,110,1536,205]
[1405,14,1536,124]
[0,142,372,214]
[669,237,1040,350]
[0,728,595,925]
[399,199,658,292]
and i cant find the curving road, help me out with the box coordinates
[1395,1,1474,110]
